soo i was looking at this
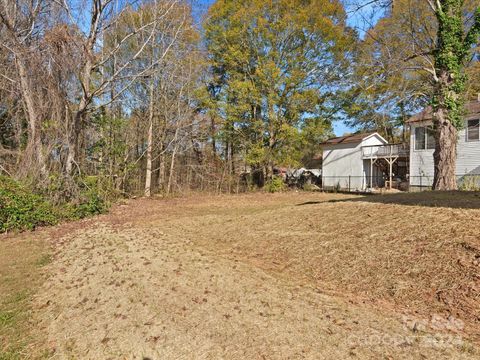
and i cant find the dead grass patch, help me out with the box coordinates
[0,233,50,359]
[5,190,480,358]
[138,192,480,342]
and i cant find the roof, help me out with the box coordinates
[407,101,480,123]
[320,132,379,146]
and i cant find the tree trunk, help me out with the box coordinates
[156,143,167,191]
[428,1,480,190]
[144,119,153,197]
[167,146,177,195]
[211,115,216,157]
[15,57,47,177]
[144,81,155,197]
[266,135,276,181]
[157,151,166,191]
[65,110,84,175]
[433,108,458,190]
[266,101,276,181]
[66,26,95,176]
[167,128,179,195]
[1,10,47,178]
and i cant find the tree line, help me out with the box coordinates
[0,0,479,205]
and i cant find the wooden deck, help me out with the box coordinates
[362,144,409,159]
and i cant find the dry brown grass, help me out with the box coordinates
[0,232,50,359]
[160,192,480,339]
[23,191,480,358]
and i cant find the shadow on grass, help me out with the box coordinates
[296,201,324,206]
[297,191,480,209]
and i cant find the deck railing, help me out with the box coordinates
[361,143,409,159]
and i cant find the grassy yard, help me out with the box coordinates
[1,191,480,358]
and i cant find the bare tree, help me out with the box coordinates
[0,0,52,177]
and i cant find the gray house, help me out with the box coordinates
[319,99,480,191]
[320,132,409,191]
[407,100,480,188]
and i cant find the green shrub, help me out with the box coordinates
[0,174,117,233]
[69,176,112,219]
[43,175,114,220]
[264,176,286,193]
[0,176,57,233]
[458,176,480,191]
[72,192,105,219]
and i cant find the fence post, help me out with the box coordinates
[348,175,351,192]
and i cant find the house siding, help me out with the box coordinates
[322,134,387,190]
[409,121,435,187]
[456,113,480,175]
[409,114,480,187]
[362,134,387,147]
[322,142,364,190]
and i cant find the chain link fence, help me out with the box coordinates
[321,174,480,192]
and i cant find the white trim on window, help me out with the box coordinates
[414,125,435,151]
[466,119,480,142]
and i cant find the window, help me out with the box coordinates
[415,126,435,150]
[467,119,480,141]
[415,127,425,150]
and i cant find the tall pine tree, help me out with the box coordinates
[203,0,353,178]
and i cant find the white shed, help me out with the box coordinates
[407,100,480,189]
[320,132,389,191]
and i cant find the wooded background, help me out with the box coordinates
[0,0,479,202]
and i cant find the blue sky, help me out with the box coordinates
[333,121,354,137]
[192,0,380,136]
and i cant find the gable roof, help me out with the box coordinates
[320,132,385,146]
[407,101,480,123]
